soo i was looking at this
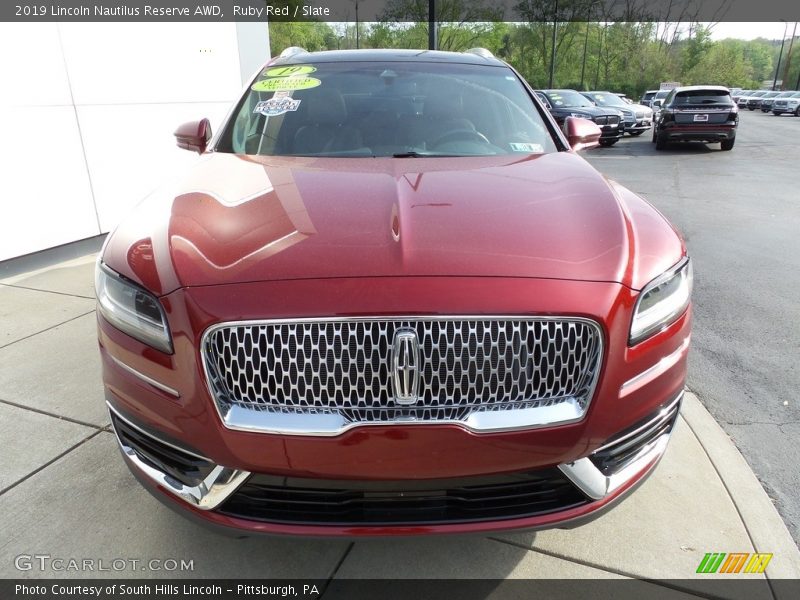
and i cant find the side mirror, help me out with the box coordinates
[564,116,602,152]
[174,118,211,154]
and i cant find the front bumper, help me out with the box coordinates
[99,276,690,535]
[598,122,623,140]
[110,391,683,536]
[623,118,652,133]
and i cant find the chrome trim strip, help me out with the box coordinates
[620,336,690,398]
[107,404,250,510]
[595,390,683,454]
[108,354,180,398]
[200,315,605,436]
[106,401,207,461]
[220,396,588,437]
[558,391,682,500]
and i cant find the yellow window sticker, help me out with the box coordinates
[252,76,321,92]
[263,65,317,77]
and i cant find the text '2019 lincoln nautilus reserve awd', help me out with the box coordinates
[96,47,692,536]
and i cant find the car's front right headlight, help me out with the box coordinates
[629,258,693,345]
[95,261,173,353]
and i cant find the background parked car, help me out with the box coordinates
[535,89,624,146]
[772,91,800,116]
[763,91,797,113]
[640,90,658,107]
[582,91,653,136]
[758,91,782,112]
[746,91,768,110]
[735,90,753,107]
[652,86,738,151]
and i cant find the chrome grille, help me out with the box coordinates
[594,115,620,125]
[203,318,603,427]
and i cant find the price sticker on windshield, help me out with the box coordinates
[263,65,317,77]
[252,76,322,92]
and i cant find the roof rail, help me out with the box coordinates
[464,48,495,59]
[279,46,308,59]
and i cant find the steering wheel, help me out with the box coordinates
[430,129,492,149]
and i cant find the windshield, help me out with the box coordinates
[584,92,626,107]
[673,90,733,106]
[543,90,595,108]
[216,61,557,158]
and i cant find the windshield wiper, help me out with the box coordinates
[392,151,441,158]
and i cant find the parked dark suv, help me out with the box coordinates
[535,89,624,146]
[652,86,738,151]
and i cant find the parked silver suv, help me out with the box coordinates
[582,91,654,136]
[772,92,800,116]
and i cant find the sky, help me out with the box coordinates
[704,22,798,41]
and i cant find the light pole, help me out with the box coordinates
[354,1,360,49]
[548,0,559,88]
[594,22,605,89]
[580,1,598,90]
[782,22,797,91]
[428,0,437,50]
[772,20,788,90]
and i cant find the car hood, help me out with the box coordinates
[104,152,683,295]
[552,106,621,117]
[629,103,652,113]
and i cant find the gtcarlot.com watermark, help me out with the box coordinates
[14,554,194,573]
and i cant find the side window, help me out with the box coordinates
[664,90,676,106]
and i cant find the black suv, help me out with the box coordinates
[652,86,738,151]
[535,89,624,146]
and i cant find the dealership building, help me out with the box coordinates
[0,22,269,261]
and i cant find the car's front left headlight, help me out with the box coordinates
[95,261,173,353]
[629,258,693,345]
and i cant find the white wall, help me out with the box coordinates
[0,22,269,261]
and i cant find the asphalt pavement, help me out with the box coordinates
[583,110,800,545]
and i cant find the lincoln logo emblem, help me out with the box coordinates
[392,329,420,405]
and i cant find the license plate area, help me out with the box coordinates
[693,114,709,122]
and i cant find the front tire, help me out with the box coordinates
[599,139,618,147]
[721,139,735,151]
[796,106,800,117]
[629,130,645,136]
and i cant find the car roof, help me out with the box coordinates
[266,48,508,68]
[669,85,731,93]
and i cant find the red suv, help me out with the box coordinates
[97,48,692,536]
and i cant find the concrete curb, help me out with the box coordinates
[681,391,800,584]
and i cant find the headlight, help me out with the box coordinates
[629,258,693,345]
[569,112,588,118]
[95,261,173,353]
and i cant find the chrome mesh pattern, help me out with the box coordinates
[203,319,602,425]
[594,115,620,125]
